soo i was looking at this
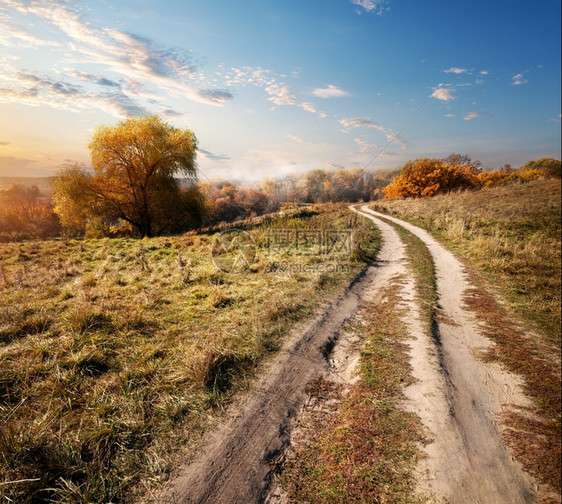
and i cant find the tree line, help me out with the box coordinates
[0,115,559,241]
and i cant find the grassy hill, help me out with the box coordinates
[0,204,379,503]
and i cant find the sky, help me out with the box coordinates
[0,0,560,182]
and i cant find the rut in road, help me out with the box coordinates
[358,206,537,503]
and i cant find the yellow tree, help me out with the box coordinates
[53,115,198,237]
[384,158,477,199]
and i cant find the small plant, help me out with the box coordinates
[136,244,151,273]
[176,253,192,284]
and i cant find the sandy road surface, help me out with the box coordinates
[156,207,537,504]
[359,206,537,503]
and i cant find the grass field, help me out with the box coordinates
[0,204,380,503]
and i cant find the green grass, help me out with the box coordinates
[379,216,437,336]
[0,204,380,503]
[371,179,561,344]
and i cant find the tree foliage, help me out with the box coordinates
[384,156,560,198]
[384,158,477,199]
[0,184,60,240]
[52,115,200,237]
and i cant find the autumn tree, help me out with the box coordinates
[52,115,199,237]
[518,158,561,178]
[442,153,482,173]
[384,158,477,199]
[0,184,60,239]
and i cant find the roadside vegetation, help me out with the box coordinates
[0,204,378,503]
[373,178,561,343]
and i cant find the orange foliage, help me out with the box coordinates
[384,158,477,199]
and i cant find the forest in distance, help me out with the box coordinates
[0,115,560,242]
[1,154,559,242]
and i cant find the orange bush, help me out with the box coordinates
[384,158,477,199]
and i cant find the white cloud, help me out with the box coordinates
[464,112,481,121]
[480,70,489,75]
[350,0,389,15]
[0,0,234,110]
[444,113,456,117]
[265,83,295,106]
[0,18,61,48]
[312,84,349,98]
[340,117,386,133]
[444,67,468,74]
[353,138,378,154]
[298,101,316,113]
[287,135,304,143]
[431,87,455,101]
[340,117,406,150]
[511,73,527,85]
[385,133,407,150]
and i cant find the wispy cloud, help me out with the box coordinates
[340,117,406,149]
[0,64,145,117]
[65,69,120,88]
[511,73,527,85]
[464,111,482,121]
[197,148,230,161]
[0,0,234,113]
[431,86,455,101]
[265,83,295,106]
[350,0,389,15]
[287,135,304,143]
[312,84,349,98]
[353,138,378,154]
[340,117,386,133]
[0,17,61,48]
[0,141,10,146]
[444,67,468,74]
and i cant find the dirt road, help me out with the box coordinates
[157,207,538,503]
[358,206,537,503]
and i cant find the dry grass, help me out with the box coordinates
[0,204,380,503]
[372,179,561,343]
[463,280,561,495]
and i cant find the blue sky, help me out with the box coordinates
[0,0,560,181]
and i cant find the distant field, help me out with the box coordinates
[372,179,561,343]
[0,204,380,503]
